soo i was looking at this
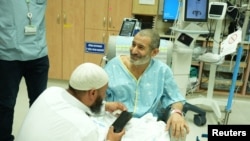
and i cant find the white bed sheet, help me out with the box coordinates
[91,112,170,141]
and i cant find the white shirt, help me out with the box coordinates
[16,87,100,141]
[16,86,171,141]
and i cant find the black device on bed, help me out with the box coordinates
[112,111,132,133]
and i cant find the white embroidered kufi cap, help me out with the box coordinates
[69,63,108,90]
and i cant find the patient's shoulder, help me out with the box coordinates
[120,55,130,65]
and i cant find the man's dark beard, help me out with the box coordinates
[90,95,103,114]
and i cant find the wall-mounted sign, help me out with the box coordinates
[85,42,105,54]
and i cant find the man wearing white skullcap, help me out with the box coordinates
[69,62,109,91]
[16,63,127,141]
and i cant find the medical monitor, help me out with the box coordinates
[184,0,209,22]
[177,33,194,47]
[119,18,137,36]
[208,2,227,20]
[162,0,179,22]
[173,23,203,49]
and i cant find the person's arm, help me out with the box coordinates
[170,102,183,113]
[105,102,127,141]
[160,66,188,138]
[105,102,127,113]
[166,102,189,140]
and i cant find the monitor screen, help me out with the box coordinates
[208,2,227,20]
[210,5,223,15]
[119,19,137,36]
[162,0,179,22]
[177,33,194,46]
[184,0,209,22]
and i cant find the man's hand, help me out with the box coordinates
[105,102,127,113]
[106,126,125,141]
[165,113,189,139]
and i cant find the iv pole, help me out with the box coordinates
[223,0,250,124]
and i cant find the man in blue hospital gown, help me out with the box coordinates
[104,29,190,139]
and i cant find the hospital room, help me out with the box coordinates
[1,0,250,141]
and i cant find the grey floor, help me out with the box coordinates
[13,79,250,141]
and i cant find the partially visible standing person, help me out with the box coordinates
[0,0,49,141]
